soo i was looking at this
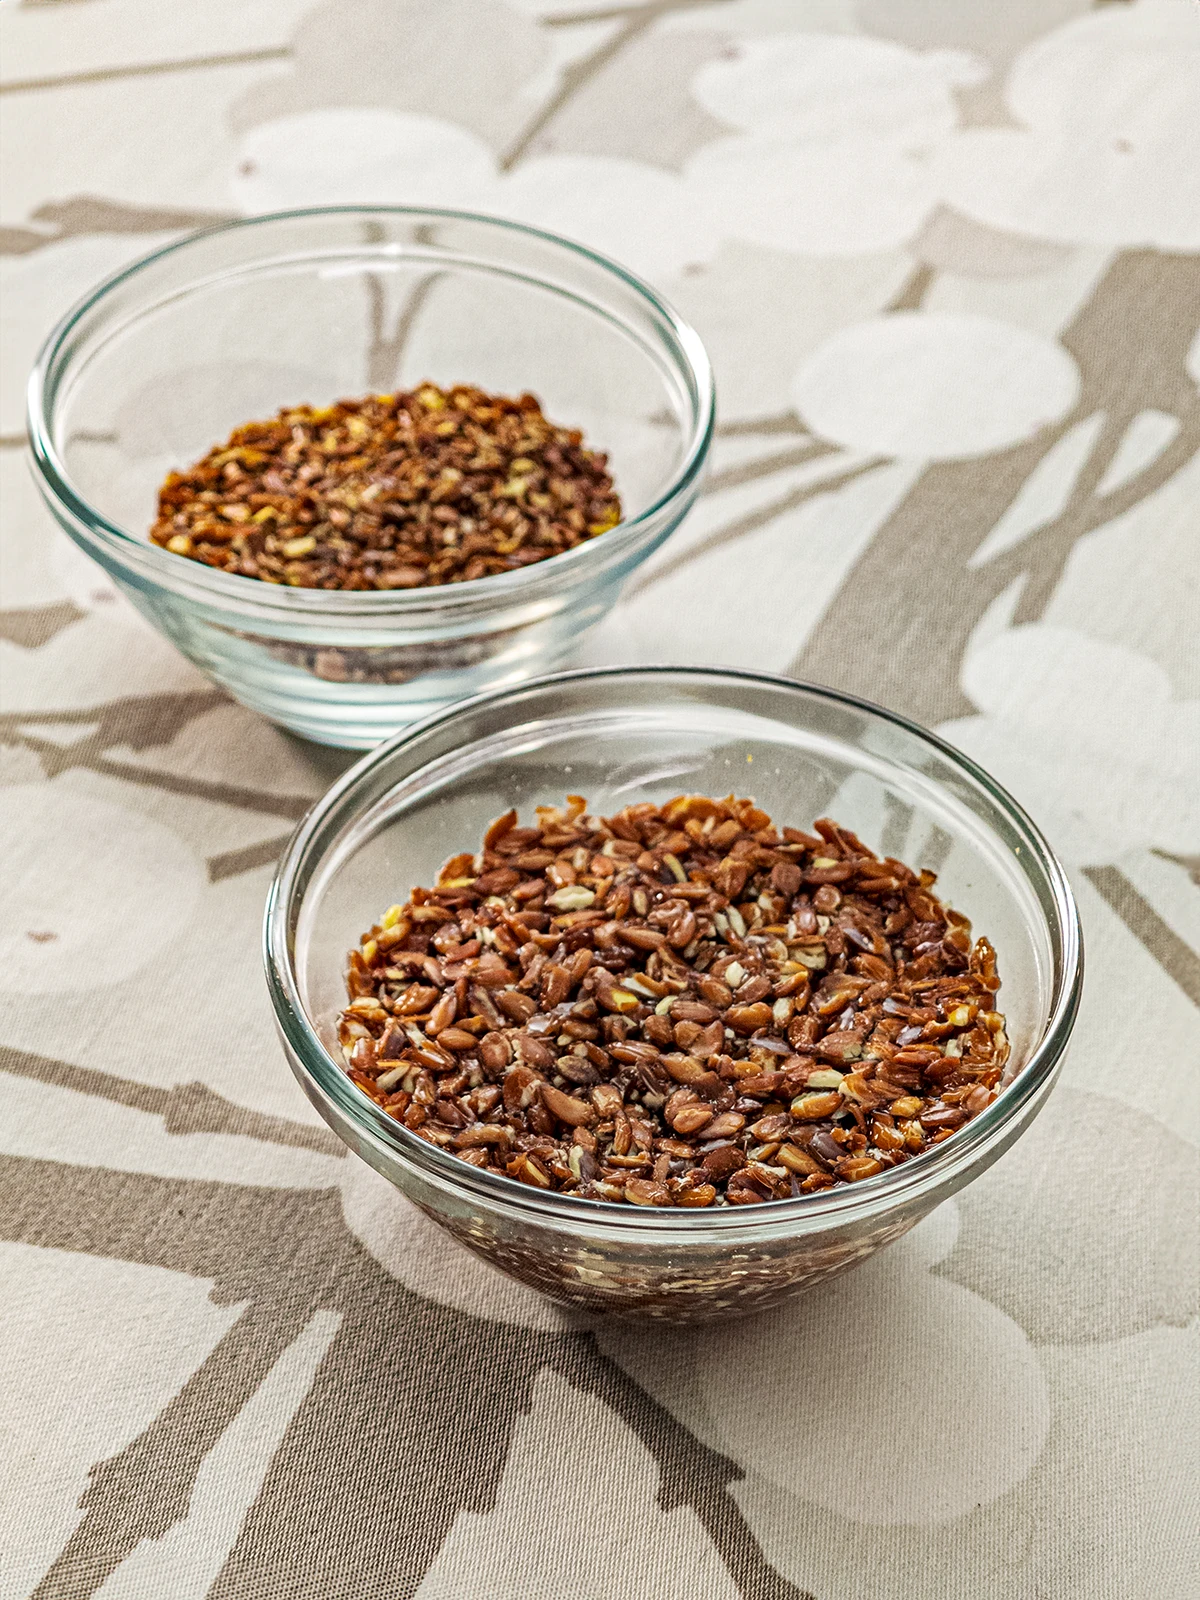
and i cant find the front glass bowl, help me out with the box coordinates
[265,666,1083,1322]
[27,207,713,747]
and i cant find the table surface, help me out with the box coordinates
[2,3,1198,1598]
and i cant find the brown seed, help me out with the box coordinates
[789,1014,821,1049]
[643,1013,675,1047]
[736,1071,782,1099]
[610,1108,636,1156]
[671,1000,717,1024]
[675,1182,718,1208]
[502,1065,541,1111]
[625,1178,673,1207]
[433,1098,468,1127]
[790,1091,843,1120]
[469,1084,502,1117]
[483,808,518,850]
[733,974,771,1005]
[557,1054,599,1085]
[478,1031,511,1070]
[815,1030,865,1063]
[745,1161,788,1194]
[698,976,733,1008]
[514,1033,556,1070]
[806,1130,842,1166]
[516,1154,553,1188]
[726,1174,769,1205]
[427,990,458,1035]
[666,909,698,948]
[837,1070,889,1108]
[541,964,572,1008]
[704,1112,745,1140]
[546,859,577,890]
[453,1124,512,1148]
[773,970,810,1000]
[714,857,752,899]
[701,1143,745,1179]
[597,986,640,1014]
[870,1118,907,1152]
[671,1105,714,1137]
[474,952,516,988]
[689,1020,725,1059]
[663,1054,710,1085]
[542,1084,594,1126]
[664,1088,699,1122]
[749,1112,792,1141]
[726,1002,773,1035]
[396,984,440,1016]
[837,1156,884,1182]
[436,1027,479,1052]
[609,1040,660,1068]
[776,1142,825,1176]
[469,983,506,1029]
[474,867,521,896]
[496,989,536,1023]
[591,1082,624,1117]
[527,1103,555,1136]
[771,861,802,897]
[566,947,593,985]
[919,1102,968,1129]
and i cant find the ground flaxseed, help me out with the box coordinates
[150,384,621,589]
[337,795,1008,1207]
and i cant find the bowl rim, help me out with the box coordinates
[25,204,716,616]
[264,663,1084,1235]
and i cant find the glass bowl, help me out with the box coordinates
[264,666,1082,1322]
[26,208,713,747]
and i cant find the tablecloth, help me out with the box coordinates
[2,3,1198,1597]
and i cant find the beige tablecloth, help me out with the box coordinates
[2,3,1198,1597]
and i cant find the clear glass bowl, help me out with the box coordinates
[27,208,713,747]
[264,666,1082,1322]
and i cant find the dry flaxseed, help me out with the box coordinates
[337,795,1008,1207]
[150,384,622,589]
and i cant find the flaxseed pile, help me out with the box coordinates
[150,384,621,589]
[338,795,1008,1207]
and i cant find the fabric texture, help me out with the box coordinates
[2,2,1198,1597]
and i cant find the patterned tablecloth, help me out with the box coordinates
[2,3,1198,1597]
